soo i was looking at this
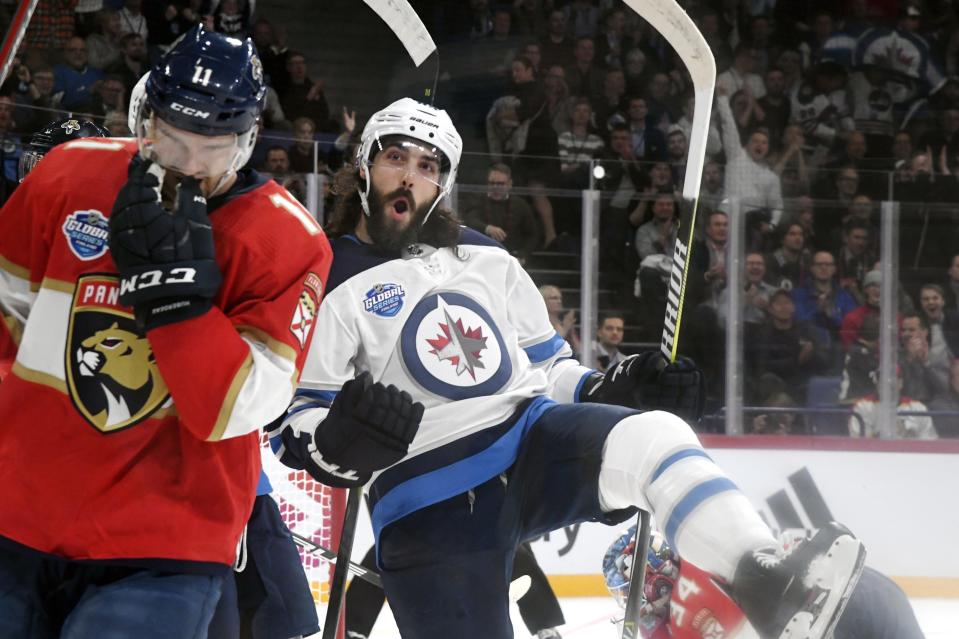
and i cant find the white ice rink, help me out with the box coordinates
[341,596,958,638]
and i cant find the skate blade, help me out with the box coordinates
[778,536,867,639]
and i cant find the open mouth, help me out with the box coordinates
[388,196,411,219]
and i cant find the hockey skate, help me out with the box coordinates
[732,522,866,639]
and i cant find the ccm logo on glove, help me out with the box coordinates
[119,267,197,294]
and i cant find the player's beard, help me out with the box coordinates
[366,185,431,252]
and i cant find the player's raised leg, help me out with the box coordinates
[591,387,864,639]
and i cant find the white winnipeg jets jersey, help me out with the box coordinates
[284,229,593,539]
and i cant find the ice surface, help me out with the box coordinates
[321,596,956,638]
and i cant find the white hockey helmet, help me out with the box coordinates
[356,97,462,223]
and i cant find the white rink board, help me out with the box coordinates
[527,441,959,581]
[348,439,959,585]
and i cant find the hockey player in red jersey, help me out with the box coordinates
[0,26,332,639]
[273,97,866,639]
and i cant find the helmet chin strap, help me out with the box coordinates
[208,125,257,197]
[420,196,442,227]
[357,165,372,217]
[207,170,236,198]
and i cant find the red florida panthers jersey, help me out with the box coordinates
[0,139,332,570]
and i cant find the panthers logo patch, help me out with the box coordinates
[65,274,170,433]
[290,273,323,348]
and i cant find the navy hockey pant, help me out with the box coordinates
[376,402,638,639]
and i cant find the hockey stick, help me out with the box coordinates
[618,2,715,637]
[0,0,39,88]
[621,0,716,363]
[291,531,383,588]
[621,510,653,639]
[322,486,363,639]
[361,0,436,68]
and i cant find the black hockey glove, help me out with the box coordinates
[307,372,424,487]
[109,158,222,330]
[579,351,706,423]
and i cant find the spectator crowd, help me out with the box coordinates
[443,0,959,439]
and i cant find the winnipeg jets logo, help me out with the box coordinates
[425,306,488,379]
[61,119,81,134]
[401,292,512,400]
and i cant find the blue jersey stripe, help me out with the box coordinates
[573,369,595,403]
[369,396,556,543]
[650,448,713,484]
[286,401,325,418]
[523,333,566,363]
[256,470,272,495]
[295,388,337,406]
[664,477,738,548]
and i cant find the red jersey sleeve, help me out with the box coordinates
[0,168,60,339]
[146,183,333,441]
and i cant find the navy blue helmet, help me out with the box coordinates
[145,25,266,136]
[19,118,110,180]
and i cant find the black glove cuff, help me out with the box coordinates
[305,449,372,488]
[138,296,213,331]
[578,372,606,403]
[118,260,222,307]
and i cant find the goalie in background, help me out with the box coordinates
[272,97,865,639]
[603,525,924,639]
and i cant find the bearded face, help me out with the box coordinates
[365,182,432,252]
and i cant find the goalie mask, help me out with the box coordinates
[356,97,462,224]
[133,25,265,188]
[603,526,678,638]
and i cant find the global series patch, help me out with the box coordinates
[363,283,405,317]
[62,210,110,261]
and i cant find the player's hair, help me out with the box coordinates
[327,165,463,252]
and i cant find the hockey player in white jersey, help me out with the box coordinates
[272,97,866,639]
